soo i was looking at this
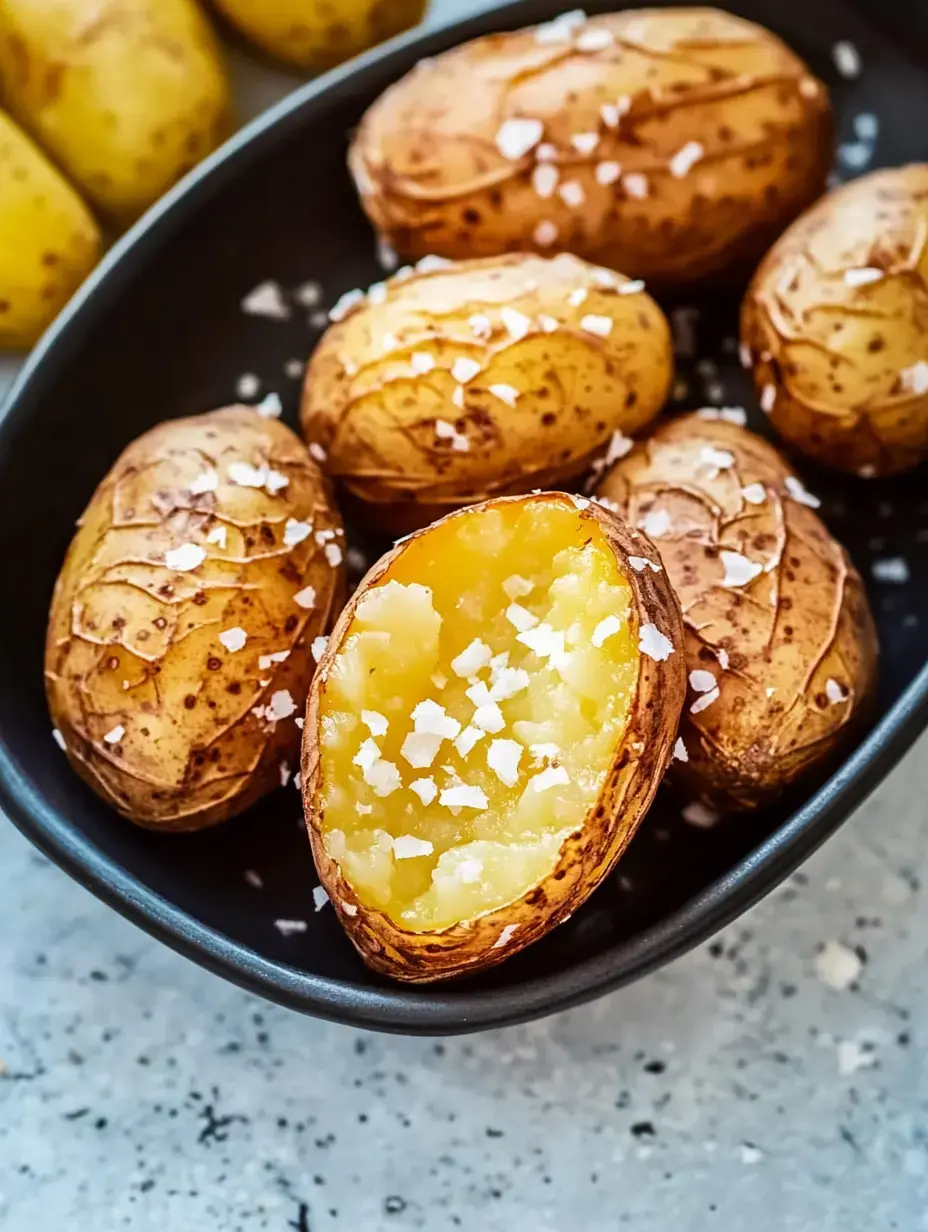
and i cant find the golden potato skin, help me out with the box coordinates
[742,165,928,477]
[46,407,345,831]
[349,7,832,286]
[302,493,686,982]
[596,415,879,813]
[0,110,99,349]
[213,0,426,70]
[0,0,231,224]
[302,253,673,532]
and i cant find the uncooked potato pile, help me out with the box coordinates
[46,6,898,982]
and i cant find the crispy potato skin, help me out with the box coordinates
[0,110,100,349]
[597,415,879,812]
[301,493,686,982]
[213,0,426,70]
[0,0,231,224]
[742,165,928,477]
[302,253,673,532]
[46,407,345,831]
[349,7,832,286]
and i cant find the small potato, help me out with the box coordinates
[596,413,878,813]
[0,0,231,224]
[742,165,928,477]
[45,407,345,831]
[213,0,427,70]
[302,492,685,981]
[349,7,832,286]
[302,252,673,531]
[0,110,100,349]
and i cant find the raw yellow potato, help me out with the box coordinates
[302,492,686,981]
[0,0,231,224]
[349,7,832,286]
[213,0,427,70]
[302,252,673,531]
[46,406,346,831]
[0,110,99,349]
[596,413,878,814]
[741,165,928,477]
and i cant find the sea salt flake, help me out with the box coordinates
[275,918,308,935]
[313,886,330,912]
[839,141,872,170]
[699,445,735,477]
[534,9,587,44]
[628,555,660,573]
[242,280,290,320]
[532,162,560,200]
[469,313,492,339]
[503,574,534,600]
[416,255,453,275]
[279,762,292,788]
[492,923,520,949]
[785,475,821,508]
[605,430,633,465]
[600,103,620,128]
[682,801,719,828]
[294,280,322,307]
[255,392,283,419]
[402,731,443,769]
[534,219,559,248]
[311,636,328,662]
[325,543,343,567]
[721,550,763,588]
[244,869,263,889]
[412,699,461,740]
[669,141,703,178]
[329,288,365,322]
[489,383,520,407]
[284,518,311,547]
[362,710,389,737]
[592,615,621,647]
[264,469,289,495]
[689,669,717,693]
[410,777,438,805]
[833,40,861,78]
[640,508,671,538]
[618,278,645,295]
[393,835,434,859]
[487,739,523,787]
[267,690,297,721]
[308,442,327,463]
[844,267,883,287]
[366,759,402,797]
[451,638,493,677]
[816,940,862,990]
[506,603,539,632]
[440,785,488,810]
[826,678,849,704]
[576,26,613,51]
[103,724,125,745]
[501,306,532,340]
[236,372,260,399]
[489,666,530,702]
[838,1039,876,1076]
[570,132,600,156]
[473,703,506,734]
[581,313,613,337]
[517,623,565,660]
[900,361,928,395]
[206,525,227,549]
[530,743,560,764]
[451,356,481,384]
[531,765,570,793]
[673,737,688,762]
[638,623,673,661]
[496,117,544,160]
[189,469,218,495]
[741,483,766,505]
[623,172,649,199]
[228,461,267,488]
[539,314,559,333]
[454,726,485,757]
[52,728,67,751]
[739,1144,764,1165]
[219,627,248,653]
[165,543,205,572]
[367,280,388,305]
[760,384,777,413]
[690,687,721,714]
[872,557,909,583]
[411,351,436,374]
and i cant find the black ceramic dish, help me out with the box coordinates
[2,0,928,1035]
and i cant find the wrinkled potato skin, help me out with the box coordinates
[597,415,878,812]
[0,0,231,224]
[742,166,928,477]
[0,110,99,348]
[46,407,345,831]
[302,253,673,532]
[213,0,426,70]
[302,494,686,982]
[350,7,832,286]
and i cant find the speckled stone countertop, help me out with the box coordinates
[3,4,928,1227]
[3,734,927,1232]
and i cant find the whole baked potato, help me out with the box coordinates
[302,492,685,981]
[742,165,928,477]
[596,413,878,813]
[213,0,426,70]
[0,0,231,224]
[0,110,100,349]
[349,7,832,286]
[46,407,345,831]
[302,252,673,532]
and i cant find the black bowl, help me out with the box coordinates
[3,0,928,1035]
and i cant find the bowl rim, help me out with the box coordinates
[2,0,926,1035]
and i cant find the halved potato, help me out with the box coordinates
[301,492,685,981]
[302,252,673,532]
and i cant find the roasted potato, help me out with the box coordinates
[0,110,100,349]
[596,413,878,813]
[212,0,427,70]
[46,407,345,831]
[302,252,673,532]
[349,7,832,286]
[742,165,928,477]
[302,492,686,981]
[0,0,231,224]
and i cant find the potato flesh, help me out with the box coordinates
[319,499,636,931]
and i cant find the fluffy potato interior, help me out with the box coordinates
[317,498,637,931]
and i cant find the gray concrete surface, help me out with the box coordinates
[2,3,927,1229]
